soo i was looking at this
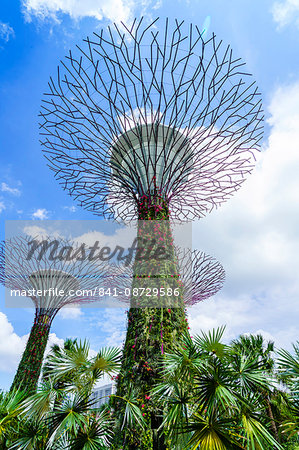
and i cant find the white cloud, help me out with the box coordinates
[272,0,299,28]
[21,0,158,25]
[190,80,299,350]
[74,227,137,250]
[189,286,299,350]
[105,329,126,347]
[45,332,65,354]
[57,305,83,319]
[23,224,62,239]
[89,308,126,347]
[0,201,5,213]
[31,208,50,220]
[251,329,276,344]
[23,225,50,238]
[1,182,21,196]
[0,22,15,42]
[0,312,27,372]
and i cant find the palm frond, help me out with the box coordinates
[185,411,244,450]
[47,393,92,447]
[112,393,146,430]
[9,418,48,449]
[230,353,274,393]
[193,326,227,359]
[194,362,239,415]
[68,407,113,450]
[20,379,64,420]
[90,346,121,377]
[241,413,283,449]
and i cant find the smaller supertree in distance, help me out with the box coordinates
[176,248,226,307]
[107,248,225,447]
[109,248,225,308]
[0,235,108,394]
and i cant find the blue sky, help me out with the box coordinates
[0,0,299,390]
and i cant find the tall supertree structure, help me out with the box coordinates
[0,236,106,394]
[39,17,263,448]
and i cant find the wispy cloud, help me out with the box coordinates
[189,288,299,351]
[21,0,161,25]
[23,225,49,238]
[272,0,299,28]
[63,205,76,213]
[31,208,50,220]
[88,308,126,347]
[0,201,5,213]
[57,306,83,320]
[1,182,21,197]
[0,22,15,42]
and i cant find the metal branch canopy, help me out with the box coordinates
[40,17,263,221]
[177,249,225,306]
[0,236,106,317]
[109,249,225,307]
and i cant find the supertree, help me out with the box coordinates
[39,17,263,448]
[0,235,107,394]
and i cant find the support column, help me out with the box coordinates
[10,309,53,394]
[113,195,189,449]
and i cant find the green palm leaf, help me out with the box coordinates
[0,389,27,444]
[68,408,113,450]
[230,353,274,393]
[241,413,283,449]
[185,411,244,450]
[194,361,239,415]
[46,393,95,447]
[112,392,146,430]
[193,326,227,359]
[9,418,48,449]
[90,346,121,378]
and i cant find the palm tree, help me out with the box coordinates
[230,333,280,443]
[0,389,27,448]
[3,333,298,449]
[277,342,299,394]
[7,339,121,449]
[277,342,299,446]
[153,328,283,449]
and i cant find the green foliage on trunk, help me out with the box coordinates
[10,312,51,395]
[113,196,190,448]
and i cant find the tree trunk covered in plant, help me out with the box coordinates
[10,310,52,395]
[113,195,190,449]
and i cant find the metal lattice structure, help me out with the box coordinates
[178,249,225,305]
[40,17,263,222]
[0,235,105,318]
[108,248,225,306]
